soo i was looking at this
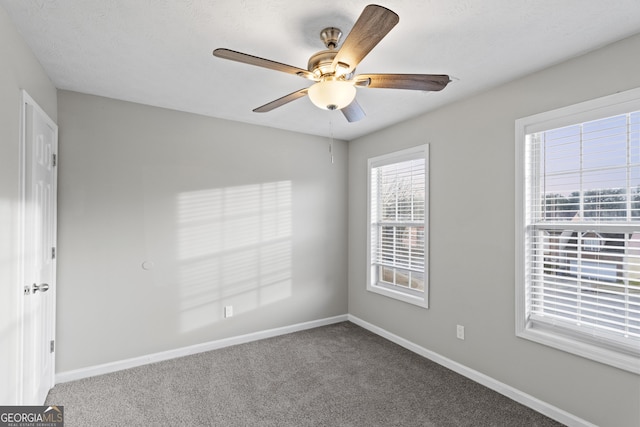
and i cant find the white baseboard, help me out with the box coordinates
[55,314,348,384]
[56,313,594,427]
[347,314,596,427]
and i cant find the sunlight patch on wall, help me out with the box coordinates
[177,181,292,333]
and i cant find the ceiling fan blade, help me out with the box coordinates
[253,88,309,113]
[341,99,366,123]
[213,48,316,80]
[331,5,399,74]
[356,74,451,91]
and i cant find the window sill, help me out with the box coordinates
[516,323,640,374]
[367,283,428,308]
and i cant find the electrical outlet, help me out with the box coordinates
[224,305,233,318]
[456,325,465,340]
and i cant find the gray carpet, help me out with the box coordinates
[46,322,564,426]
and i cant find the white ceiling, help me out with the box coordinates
[3,0,640,141]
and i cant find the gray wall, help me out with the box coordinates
[348,33,640,427]
[56,91,348,372]
[0,6,57,404]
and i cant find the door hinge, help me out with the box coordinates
[52,153,57,167]
[50,340,55,353]
[52,247,56,259]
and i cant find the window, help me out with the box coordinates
[367,145,428,308]
[516,87,640,373]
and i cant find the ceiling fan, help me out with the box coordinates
[213,4,450,123]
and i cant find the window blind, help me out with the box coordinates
[526,111,640,353]
[371,157,426,293]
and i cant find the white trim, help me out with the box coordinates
[368,144,428,168]
[515,86,640,374]
[55,314,348,384]
[17,90,28,405]
[366,144,429,308]
[347,314,597,427]
[518,86,640,135]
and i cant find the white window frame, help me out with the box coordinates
[516,87,640,374]
[367,144,429,308]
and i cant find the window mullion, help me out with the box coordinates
[577,125,584,325]
[579,123,584,219]
[624,232,631,337]
[626,113,632,222]
[541,132,546,221]
[576,232,583,325]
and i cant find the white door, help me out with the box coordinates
[20,91,58,405]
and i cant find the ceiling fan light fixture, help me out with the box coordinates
[308,79,356,111]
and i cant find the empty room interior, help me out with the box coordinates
[1,1,640,426]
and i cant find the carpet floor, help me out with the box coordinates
[46,322,564,426]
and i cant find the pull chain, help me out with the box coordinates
[329,115,335,164]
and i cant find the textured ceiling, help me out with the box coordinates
[3,0,640,140]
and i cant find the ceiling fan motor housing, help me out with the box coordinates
[308,49,338,77]
[308,27,351,78]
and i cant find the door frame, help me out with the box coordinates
[18,89,58,404]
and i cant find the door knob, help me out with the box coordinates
[32,283,50,293]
